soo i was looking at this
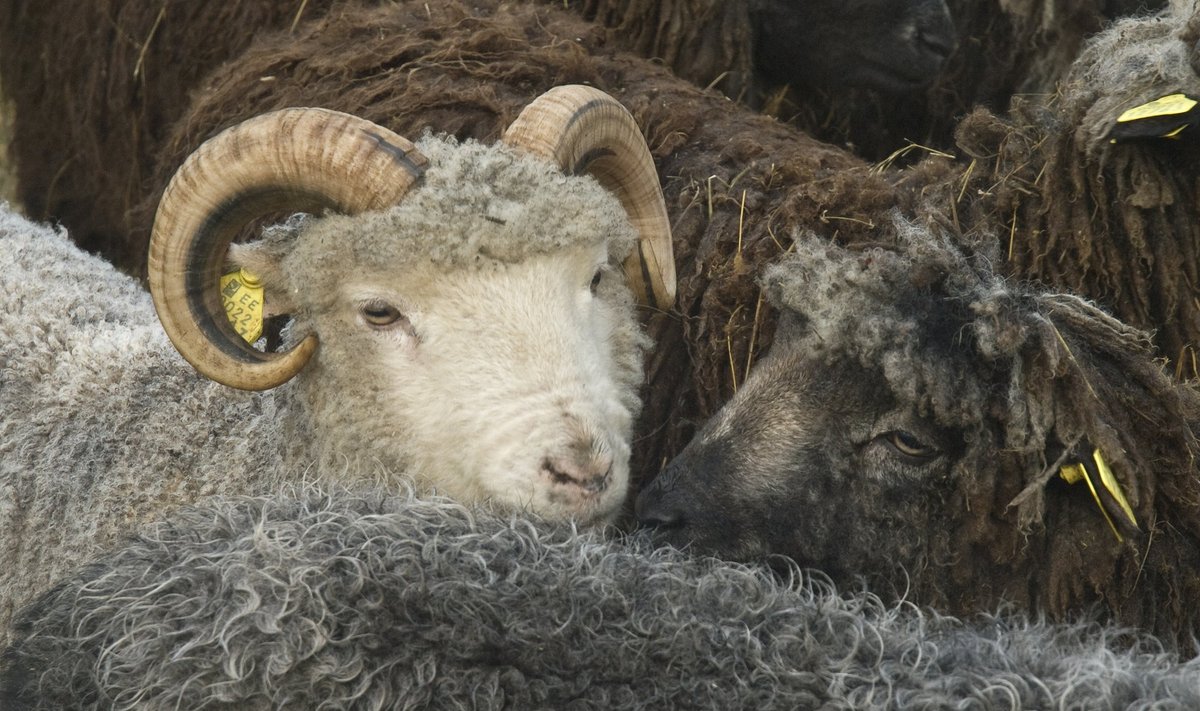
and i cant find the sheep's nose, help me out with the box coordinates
[634,483,685,529]
[541,453,612,495]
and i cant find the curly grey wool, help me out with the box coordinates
[3,489,1198,710]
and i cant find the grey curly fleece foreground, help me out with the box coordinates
[4,490,1198,710]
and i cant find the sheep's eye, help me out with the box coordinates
[360,302,404,329]
[590,269,603,294]
[883,430,938,461]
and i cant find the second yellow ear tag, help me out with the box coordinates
[220,268,265,344]
[1109,93,1200,143]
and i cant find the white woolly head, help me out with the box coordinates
[229,135,646,524]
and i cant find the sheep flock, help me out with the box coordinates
[3,0,1200,708]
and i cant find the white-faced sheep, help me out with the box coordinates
[638,218,1200,650]
[0,85,675,643]
[3,488,1199,709]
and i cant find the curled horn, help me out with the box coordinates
[502,85,676,310]
[148,108,428,391]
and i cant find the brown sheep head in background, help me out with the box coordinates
[753,0,957,93]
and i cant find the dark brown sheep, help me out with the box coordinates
[0,0,1159,273]
[0,0,950,273]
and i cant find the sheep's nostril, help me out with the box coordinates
[634,487,685,529]
[541,456,611,494]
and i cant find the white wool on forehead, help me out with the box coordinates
[275,134,639,285]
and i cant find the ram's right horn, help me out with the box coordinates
[148,108,428,391]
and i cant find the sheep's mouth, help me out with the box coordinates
[849,40,951,93]
[849,58,942,93]
[642,517,769,562]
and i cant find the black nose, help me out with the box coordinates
[634,483,685,529]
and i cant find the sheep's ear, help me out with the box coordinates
[227,241,296,317]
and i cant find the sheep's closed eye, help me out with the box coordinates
[880,430,939,463]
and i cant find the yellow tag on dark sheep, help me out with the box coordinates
[1059,447,1139,542]
[1109,93,1200,143]
[1116,93,1197,122]
[220,268,265,344]
[1091,448,1138,528]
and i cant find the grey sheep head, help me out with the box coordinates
[638,218,1200,643]
[147,87,676,525]
[638,327,960,569]
[753,0,956,93]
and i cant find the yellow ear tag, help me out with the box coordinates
[1091,448,1138,529]
[219,268,265,344]
[1059,462,1086,485]
[1059,447,1139,543]
[1116,93,1197,123]
[1109,93,1199,143]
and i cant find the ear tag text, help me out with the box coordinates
[1059,447,1139,542]
[220,268,265,344]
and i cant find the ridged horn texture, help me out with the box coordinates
[502,85,676,310]
[149,108,427,391]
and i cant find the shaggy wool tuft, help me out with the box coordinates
[3,489,1199,710]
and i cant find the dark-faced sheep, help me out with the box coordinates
[3,489,1200,709]
[573,0,956,98]
[638,219,1200,650]
[758,0,957,94]
[0,85,675,643]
